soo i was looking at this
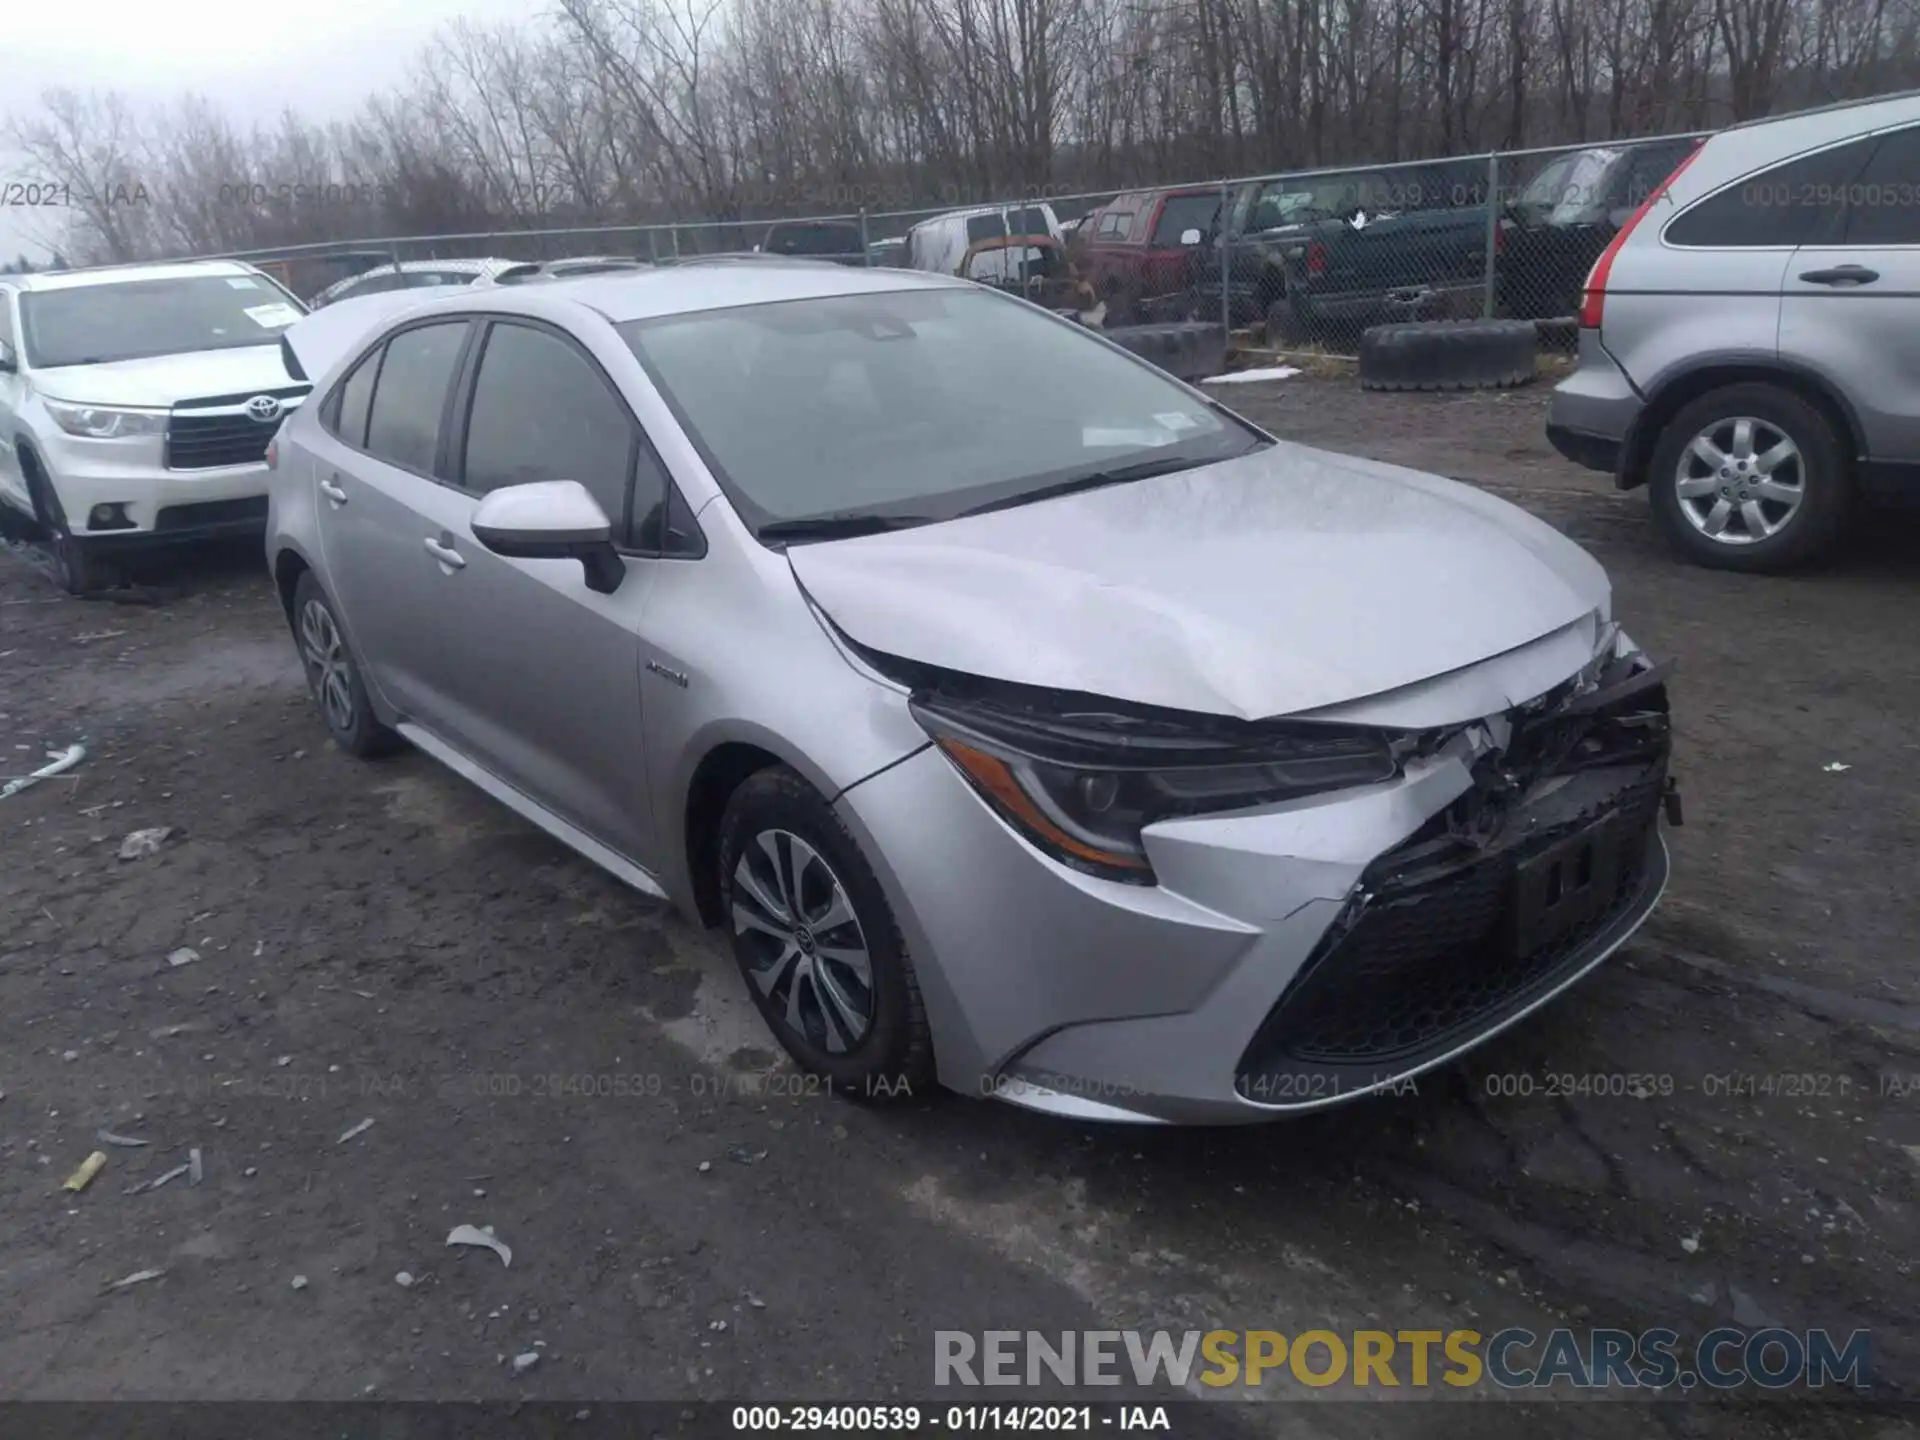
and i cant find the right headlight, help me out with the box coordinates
[41,398,168,440]
[910,693,1401,885]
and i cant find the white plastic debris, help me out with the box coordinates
[1822,761,1852,773]
[1,743,86,802]
[166,948,200,968]
[132,1163,191,1195]
[446,1223,512,1268]
[1201,365,1304,384]
[395,1271,415,1288]
[511,1351,540,1374]
[1680,1232,1702,1255]
[337,1117,375,1145]
[96,1129,149,1148]
[118,827,175,860]
[188,1148,204,1186]
[107,1268,165,1291]
[291,1275,309,1291]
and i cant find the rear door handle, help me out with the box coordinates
[423,537,466,570]
[319,477,347,504]
[1798,265,1879,286]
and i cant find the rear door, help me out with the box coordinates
[307,318,474,727]
[1780,122,1920,467]
[1610,133,1878,390]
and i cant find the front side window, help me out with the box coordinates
[364,321,469,474]
[621,287,1263,537]
[460,322,637,537]
[18,274,306,368]
[1665,136,1879,248]
[0,292,15,352]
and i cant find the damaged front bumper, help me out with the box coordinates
[833,630,1678,1124]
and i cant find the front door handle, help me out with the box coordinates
[423,536,466,570]
[1798,264,1879,286]
[319,476,347,505]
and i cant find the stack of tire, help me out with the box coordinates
[1357,319,1537,393]
[1103,322,1227,384]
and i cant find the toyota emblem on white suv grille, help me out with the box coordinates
[245,395,283,423]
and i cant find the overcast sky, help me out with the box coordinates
[1,0,540,262]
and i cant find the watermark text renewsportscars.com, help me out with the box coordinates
[935,1327,1872,1392]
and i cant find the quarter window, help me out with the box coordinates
[1665,137,1879,248]
[330,352,380,447]
[364,321,468,473]
[459,322,638,539]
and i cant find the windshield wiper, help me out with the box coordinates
[758,512,937,544]
[955,453,1212,520]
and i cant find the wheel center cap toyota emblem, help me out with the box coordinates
[245,395,282,423]
[794,926,817,955]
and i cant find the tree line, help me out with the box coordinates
[7,0,1918,266]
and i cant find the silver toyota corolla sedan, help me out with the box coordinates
[267,264,1680,1125]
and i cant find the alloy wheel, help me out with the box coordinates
[1673,416,1804,546]
[298,598,356,734]
[731,828,874,1054]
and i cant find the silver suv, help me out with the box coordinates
[1547,90,1920,571]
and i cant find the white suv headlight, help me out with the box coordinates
[42,398,168,439]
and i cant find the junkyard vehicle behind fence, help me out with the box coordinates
[195,128,1728,357]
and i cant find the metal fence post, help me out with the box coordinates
[859,207,871,266]
[646,228,658,264]
[1482,152,1500,319]
[1219,178,1232,344]
[670,226,681,260]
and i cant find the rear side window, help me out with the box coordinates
[330,352,380,447]
[965,214,1006,246]
[364,322,468,473]
[1665,136,1879,248]
[459,321,638,538]
[1838,126,1920,246]
[1094,212,1128,239]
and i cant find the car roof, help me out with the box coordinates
[7,258,266,292]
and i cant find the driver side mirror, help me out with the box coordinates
[471,480,626,595]
[1179,228,1203,246]
[0,339,15,373]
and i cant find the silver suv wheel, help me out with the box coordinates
[1673,415,1804,546]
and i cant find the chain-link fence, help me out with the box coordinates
[218,130,1711,357]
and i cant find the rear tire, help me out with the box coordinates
[717,766,934,1100]
[1264,297,1308,347]
[1646,382,1851,574]
[291,571,403,758]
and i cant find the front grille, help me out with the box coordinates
[1236,690,1672,1099]
[166,388,307,471]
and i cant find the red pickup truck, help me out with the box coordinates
[1078,187,1221,323]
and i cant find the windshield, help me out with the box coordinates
[20,274,304,367]
[1247,175,1384,227]
[764,224,862,256]
[621,287,1262,536]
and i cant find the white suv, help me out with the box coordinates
[0,259,310,592]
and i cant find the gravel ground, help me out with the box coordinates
[2,376,1917,1437]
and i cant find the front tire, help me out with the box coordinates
[1647,383,1851,573]
[717,766,934,1099]
[25,463,115,596]
[291,571,402,758]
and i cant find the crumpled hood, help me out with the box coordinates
[788,440,1610,721]
[33,344,300,408]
